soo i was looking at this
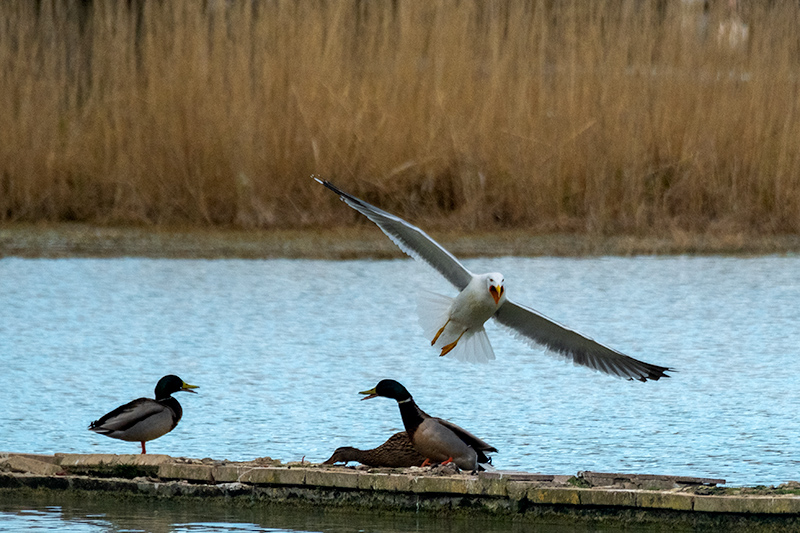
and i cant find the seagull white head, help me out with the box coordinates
[484,272,506,306]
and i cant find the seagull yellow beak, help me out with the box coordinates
[489,285,504,305]
[359,387,378,400]
[181,382,199,394]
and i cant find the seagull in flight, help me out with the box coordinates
[316,178,671,382]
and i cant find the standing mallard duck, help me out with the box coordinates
[89,375,198,454]
[323,431,426,468]
[359,379,497,471]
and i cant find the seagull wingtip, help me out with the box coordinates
[630,366,674,382]
[314,176,347,199]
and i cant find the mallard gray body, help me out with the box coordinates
[89,375,197,454]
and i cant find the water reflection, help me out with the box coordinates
[0,493,634,533]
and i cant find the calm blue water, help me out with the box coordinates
[1,255,799,497]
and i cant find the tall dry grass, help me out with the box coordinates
[1,0,799,234]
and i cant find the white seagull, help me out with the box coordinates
[316,178,671,382]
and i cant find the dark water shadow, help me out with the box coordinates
[0,491,656,533]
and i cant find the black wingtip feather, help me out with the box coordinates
[637,364,673,382]
[314,177,349,202]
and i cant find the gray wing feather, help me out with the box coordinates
[494,300,670,382]
[434,418,498,453]
[317,179,473,290]
[89,398,165,433]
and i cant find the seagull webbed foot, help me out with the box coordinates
[439,330,467,356]
[431,320,449,345]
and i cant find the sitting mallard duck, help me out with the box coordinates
[359,379,497,471]
[88,375,198,454]
[323,431,426,468]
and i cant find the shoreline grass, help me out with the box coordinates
[1,1,799,235]
[3,223,800,259]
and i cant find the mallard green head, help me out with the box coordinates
[359,379,411,402]
[155,375,198,400]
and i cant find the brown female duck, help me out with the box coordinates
[323,431,426,467]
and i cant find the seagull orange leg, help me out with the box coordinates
[439,329,467,356]
[431,319,450,345]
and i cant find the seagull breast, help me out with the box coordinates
[450,273,505,327]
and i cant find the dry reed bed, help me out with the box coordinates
[1,0,799,234]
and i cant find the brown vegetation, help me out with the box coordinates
[1,0,799,235]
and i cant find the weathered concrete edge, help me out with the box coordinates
[2,453,800,519]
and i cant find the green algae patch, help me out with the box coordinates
[579,488,638,508]
[55,453,170,479]
[636,491,694,511]
[527,488,581,506]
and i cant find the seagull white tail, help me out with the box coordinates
[416,291,495,363]
[443,326,495,363]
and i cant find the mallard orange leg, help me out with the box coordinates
[431,319,450,345]
[441,457,454,465]
[421,458,432,467]
[140,442,146,454]
[439,329,467,356]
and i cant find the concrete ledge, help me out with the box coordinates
[694,495,800,514]
[528,487,581,506]
[2,452,800,528]
[637,490,695,511]
[55,453,173,467]
[240,467,306,486]
[579,471,725,489]
[0,456,63,476]
[159,463,214,482]
[304,468,361,489]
